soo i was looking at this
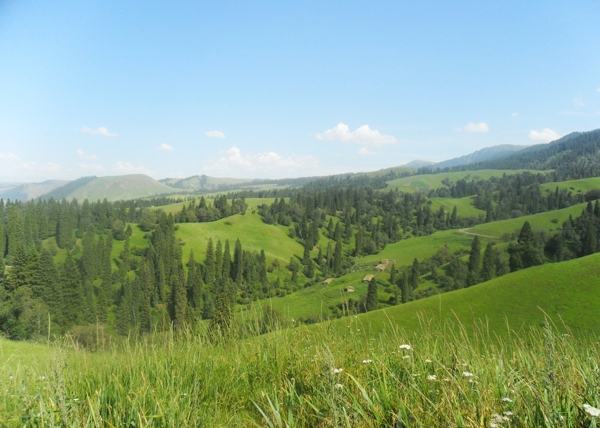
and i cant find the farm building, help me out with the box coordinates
[344,286,355,293]
[375,264,387,272]
[380,259,388,264]
[322,278,334,285]
[363,274,374,283]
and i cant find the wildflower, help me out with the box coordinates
[335,383,343,389]
[443,378,450,382]
[180,393,188,397]
[503,411,513,416]
[412,373,419,377]
[73,398,80,402]
[399,344,411,350]
[362,359,372,364]
[427,375,437,381]
[425,359,432,363]
[9,376,13,380]
[583,404,600,417]
[462,372,474,377]
[501,397,513,403]
[403,355,410,359]
[332,368,343,374]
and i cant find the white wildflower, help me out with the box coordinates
[412,373,419,377]
[501,397,513,403]
[425,359,432,363]
[443,378,450,382]
[335,383,343,389]
[462,372,474,377]
[362,359,372,364]
[332,368,343,375]
[427,375,437,381]
[403,355,410,359]
[503,411,513,416]
[399,344,411,350]
[583,404,600,417]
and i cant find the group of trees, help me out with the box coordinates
[173,195,247,223]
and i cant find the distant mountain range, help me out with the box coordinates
[1,129,598,201]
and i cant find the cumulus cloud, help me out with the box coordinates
[0,152,19,160]
[529,128,561,142]
[203,146,319,174]
[158,143,173,151]
[463,122,489,133]
[77,149,99,160]
[113,161,152,175]
[81,126,117,137]
[205,130,226,139]
[316,123,397,147]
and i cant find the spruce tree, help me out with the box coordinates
[61,252,85,328]
[467,235,481,286]
[365,277,378,311]
[333,237,342,274]
[481,242,496,282]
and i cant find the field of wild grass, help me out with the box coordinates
[2,317,600,427]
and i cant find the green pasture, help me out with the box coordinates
[466,203,588,237]
[385,169,541,193]
[175,209,302,265]
[541,176,600,195]
[428,196,485,218]
[350,251,600,336]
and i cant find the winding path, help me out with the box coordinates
[457,228,498,239]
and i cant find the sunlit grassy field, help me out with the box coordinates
[428,196,485,218]
[541,177,600,195]
[385,170,541,193]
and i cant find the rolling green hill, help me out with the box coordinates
[466,202,588,237]
[43,174,176,201]
[385,169,540,193]
[347,252,600,335]
[540,176,600,195]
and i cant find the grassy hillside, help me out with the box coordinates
[540,176,600,195]
[351,252,600,335]
[466,203,587,237]
[385,169,539,193]
[175,208,302,265]
[44,175,176,202]
[428,196,484,218]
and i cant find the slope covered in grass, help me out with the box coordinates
[353,252,600,335]
[385,169,539,193]
[175,208,302,265]
[45,175,176,202]
[466,203,587,237]
[428,196,484,218]
[540,176,600,195]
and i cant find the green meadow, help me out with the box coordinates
[385,169,541,193]
[541,176,600,195]
[466,203,588,238]
[428,196,484,218]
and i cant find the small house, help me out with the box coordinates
[344,286,355,293]
[380,259,388,264]
[375,264,387,272]
[363,274,375,283]
[323,278,334,285]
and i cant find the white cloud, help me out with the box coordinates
[204,146,319,174]
[574,97,586,107]
[21,162,60,172]
[358,147,376,156]
[463,122,489,133]
[512,112,519,117]
[78,163,104,173]
[77,149,99,160]
[113,161,152,175]
[528,128,561,142]
[0,152,19,160]
[205,130,226,139]
[81,126,117,137]
[158,143,173,151]
[316,123,397,147]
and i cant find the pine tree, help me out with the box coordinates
[467,235,481,286]
[61,251,85,328]
[333,237,342,274]
[409,258,420,289]
[210,276,233,335]
[233,239,243,286]
[222,240,232,281]
[365,277,378,311]
[204,238,215,285]
[168,245,188,330]
[481,242,496,282]
[401,271,410,304]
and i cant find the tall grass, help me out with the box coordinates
[1,317,599,427]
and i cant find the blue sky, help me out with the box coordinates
[1,0,599,181]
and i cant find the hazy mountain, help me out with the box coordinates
[41,175,175,202]
[434,144,528,169]
[0,180,69,201]
[402,160,437,168]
